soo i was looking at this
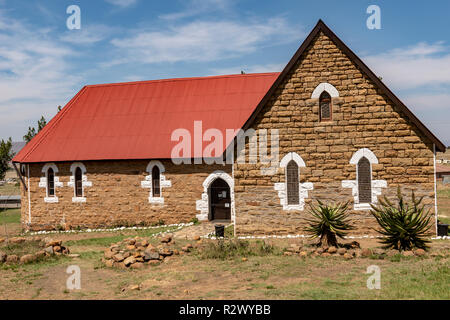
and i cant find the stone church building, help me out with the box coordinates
[13,20,445,235]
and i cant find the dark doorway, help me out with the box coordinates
[209,178,231,221]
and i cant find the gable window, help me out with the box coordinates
[47,168,55,197]
[152,166,161,197]
[141,160,172,204]
[319,91,332,121]
[75,167,83,197]
[286,160,300,205]
[357,157,372,203]
[68,162,92,203]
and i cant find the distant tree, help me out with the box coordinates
[23,116,47,143]
[0,138,13,180]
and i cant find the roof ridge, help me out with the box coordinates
[85,72,281,88]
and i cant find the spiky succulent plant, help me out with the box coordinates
[304,200,354,247]
[370,187,432,251]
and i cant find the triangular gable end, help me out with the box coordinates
[241,19,446,152]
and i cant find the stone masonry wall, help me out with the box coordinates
[20,160,231,231]
[234,32,437,236]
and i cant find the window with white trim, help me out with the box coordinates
[39,163,62,203]
[141,160,172,204]
[68,162,92,203]
[47,167,55,197]
[319,91,332,121]
[75,167,83,197]
[152,166,161,197]
[286,160,299,205]
[342,148,387,210]
[357,157,372,203]
[274,152,313,211]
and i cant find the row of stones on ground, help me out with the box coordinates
[282,241,447,260]
[103,234,203,269]
[0,237,71,265]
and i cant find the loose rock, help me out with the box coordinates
[6,255,19,263]
[343,253,353,260]
[414,249,426,256]
[361,248,372,257]
[20,254,36,264]
[327,246,337,254]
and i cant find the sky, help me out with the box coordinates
[0,0,449,146]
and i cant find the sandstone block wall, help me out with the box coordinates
[234,32,437,236]
[20,160,231,231]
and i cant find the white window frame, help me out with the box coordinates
[141,160,171,204]
[311,82,339,99]
[39,163,62,203]
[342,148,387,210]
[274,152,313,211]
[68,162,92,203]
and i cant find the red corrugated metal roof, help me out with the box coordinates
[13,73,279,163]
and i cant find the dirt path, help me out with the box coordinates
[173,222,231,240]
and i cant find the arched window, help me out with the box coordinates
[69,162,91,202]
[319,91,332,121]
[357,157,372,203]
[75,167,83,197]
[142,160,171,204]
[47,168,55,197]
[286,160,299,205]
[152,166,161,197]
[342,148,387,210]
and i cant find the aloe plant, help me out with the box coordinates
[304,200,354,247]
[370,187,432,251]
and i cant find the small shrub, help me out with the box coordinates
[190,217,199,225]
[370,188,432,251]
[224,224,234,238]
[304,200,354,247]
[151,219,165,226]
[198,239,277,260]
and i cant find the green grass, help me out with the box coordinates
[224,224,234,238]
[438,216,450,225]
[0,240,42,257]
[65,226,178,247]
[437,187,450,197]
[197,239,281,260]
[0,208,21,224]
[0,182,20,195]
[0,254,71,271]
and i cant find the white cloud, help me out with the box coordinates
[104,0,137,8]
[364,42,450,145]
[109,18,302,65]
[403,93,450,111]
[364,42,450,90]
[0,11,79,141]
[60,24,116,45]
[159,0,231,20]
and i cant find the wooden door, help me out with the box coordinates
[209,178,231,220]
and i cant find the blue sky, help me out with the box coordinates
[1,0,449,146]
